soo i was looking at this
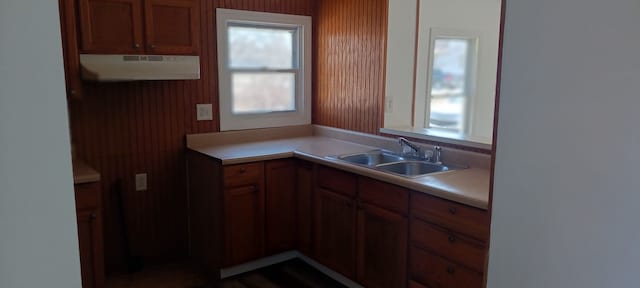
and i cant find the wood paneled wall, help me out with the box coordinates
[313,0,388,135]
[69,0,312,274]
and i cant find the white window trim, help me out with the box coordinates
[216,8,312,131]
[414,27,480,134]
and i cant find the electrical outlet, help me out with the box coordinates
[196,104,213,121]
[135,173,147,191]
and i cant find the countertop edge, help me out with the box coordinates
[187,143,489,210]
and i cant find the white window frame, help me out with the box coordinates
[216,8,312,131]
[414,28,480,134]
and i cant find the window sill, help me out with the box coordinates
[380,126,492,150]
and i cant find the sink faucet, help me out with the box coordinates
[398,137,442,164]
[398,137,421,157]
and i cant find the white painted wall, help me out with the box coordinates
[488,0,640,287]
[384,0,418,128]
[414,0,501,140]
[384,0,500,143]
[0,1,82,287]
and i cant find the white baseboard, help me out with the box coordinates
[220,251,298,279]
[297,253,364,288]
[219,251,364,288]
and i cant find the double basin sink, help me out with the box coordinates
[334,150,463,178]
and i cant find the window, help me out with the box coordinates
[427,36,478,133]
[216,9,311,131]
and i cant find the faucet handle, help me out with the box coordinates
[433,146,442,164]
[423,150,434,161]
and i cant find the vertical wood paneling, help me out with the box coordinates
[68,0,312,274]
[313,0,388,134]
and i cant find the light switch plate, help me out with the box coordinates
[135,173,147,191]
[196,104,213,121]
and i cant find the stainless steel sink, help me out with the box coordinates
[376,161,450,177]
[334,150,462,178]
[338,150,405,167]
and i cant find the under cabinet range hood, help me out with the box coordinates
[79,54,200,81]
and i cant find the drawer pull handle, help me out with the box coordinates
[448,207,457,215]
[239,168,246,173]
[448,235,456,243]
[446,266,456,274]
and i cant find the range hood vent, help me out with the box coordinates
[80,54,200,81]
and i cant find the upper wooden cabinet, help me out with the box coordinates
[144,0,200,54]
[78,0,200,55]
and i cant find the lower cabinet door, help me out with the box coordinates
[314,188,356,278]
[76,209,104,288]
[356,203,408,288]
[224,184,265,266]
[265,159,296,254]
[410,246,484,288]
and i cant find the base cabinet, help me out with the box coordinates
[223,162,265,266]
[187,155,490,288]
[74,182,104,288]
[409,192,490,288]
[222,159,298,267]
[314,188,357,278]
[357,203,408,288]
[265,159,297,255]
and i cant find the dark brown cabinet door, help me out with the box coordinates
[76,209,104,288]
[356,203,408,288]
[59,0,83,99]
[295,160,313,255]
[79,0,144,53]
[265,159,296,254]
[223,184,265,267]
[314,188,356,279]
[410,246,484,288]
[144,0,200,54]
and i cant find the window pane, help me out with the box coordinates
[429,38,471,132]
[228,26,295,69]
[232,72,296,114]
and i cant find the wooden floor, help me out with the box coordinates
[106,259,347,288]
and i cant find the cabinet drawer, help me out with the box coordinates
[74,182,101,210]
[316,165,357,197]
[359,177,409,215]
[224,162,264,188]
[411,192,489,240]
[410,246,483,288]
[411,218,486,272]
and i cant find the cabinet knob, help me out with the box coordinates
[69,89,77,96]
[133,43,140,49]
[448,207,457,215]
[448,235,456,243]
[149,44,156,50]
[446,266,456,274]
[90,213,97,220]
[239,168,246,173]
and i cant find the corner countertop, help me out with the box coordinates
[188,136,490,210]
[73,160,101,184]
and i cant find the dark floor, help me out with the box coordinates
[106,259,347,288]
[221,259,347,288]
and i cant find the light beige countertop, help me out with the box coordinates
[73,160,101,184]
[187,127,490,210]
